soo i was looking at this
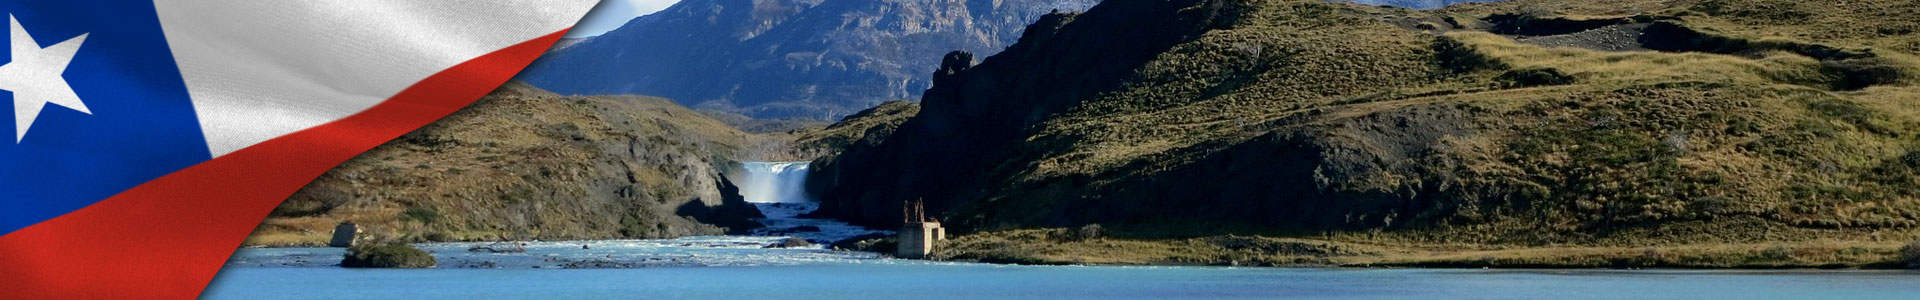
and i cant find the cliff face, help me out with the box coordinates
[518,0,1097,120]
[249,83,764,245]
[811,0,1256,226]
[811,0,1920,245]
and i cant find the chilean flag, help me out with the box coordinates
[0,0,596,298]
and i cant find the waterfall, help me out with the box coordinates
[738,161,812,203]
[738,161,886,241]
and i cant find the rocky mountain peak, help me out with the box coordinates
[519,0,1098,120]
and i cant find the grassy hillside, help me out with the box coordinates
[720,100,920,162]
[696,109,830,134]
[245,83,763,246]
[812,0,1920,262]
[788,101,921,159]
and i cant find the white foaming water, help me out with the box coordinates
[739,161,812,203]
[737,161,890,242]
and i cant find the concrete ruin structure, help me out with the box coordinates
[329,221,360,247]
[898,222,943,259]
[896,200,945,259]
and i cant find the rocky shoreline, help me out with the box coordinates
[837,229,1920,270]
[235,228,1920,271]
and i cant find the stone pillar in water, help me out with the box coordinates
[329,222,360,247]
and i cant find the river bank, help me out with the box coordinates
[867,229,1920,270]
[238,204,1919,270]
[238,201,884,249]
[238,205,1920,270]
[235,160,1920,270]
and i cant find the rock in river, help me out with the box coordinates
[341,243,437,268]
[764,237,813,249]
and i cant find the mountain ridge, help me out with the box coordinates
[519,0,1096,120]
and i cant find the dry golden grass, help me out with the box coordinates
[240,231,331,248]
[1450,32,1829,86]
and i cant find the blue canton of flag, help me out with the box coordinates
[0,0,593,298]
[0,2,210,235]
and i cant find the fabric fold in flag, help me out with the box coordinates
[0,1,597,298]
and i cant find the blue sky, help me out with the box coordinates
[568,0,681,38]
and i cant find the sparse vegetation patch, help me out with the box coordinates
[341,242,436,269]
[1496,67,1575,87]
[1902,240,1920,269]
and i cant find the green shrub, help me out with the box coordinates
[1497,67,1576,88]
[1434,37,1507,73]
[422,232,454,242]
[1901,240,1920,269]
[1821,58,1907,91]
[1761,245,1794,261]
[401,204,441,224]
[341,243,437,268]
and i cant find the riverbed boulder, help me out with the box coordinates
[764,237,813,249]
[830,233,896,253]
[341,243,437,268]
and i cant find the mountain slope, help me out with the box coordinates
[247,83,764,246]
[810,0,1920,248]
[518,0,1096,120]
[1338,0,1491,9]
[789,100,921,158]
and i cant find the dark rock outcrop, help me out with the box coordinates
[811,0,1264,228]
[764,237,814,248]
[829,233,895,252]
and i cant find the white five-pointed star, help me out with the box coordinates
[0,14,89,143]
